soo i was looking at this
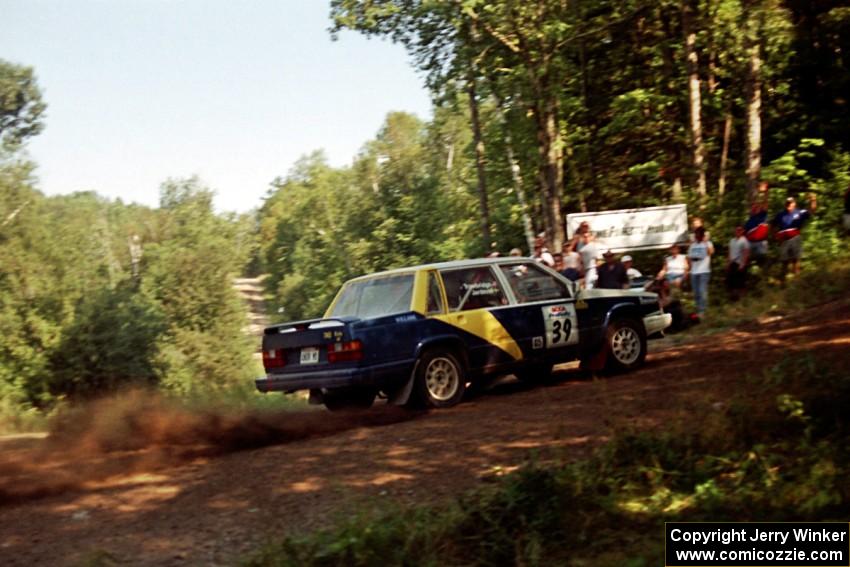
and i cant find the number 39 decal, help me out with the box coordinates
[543,304,579,348]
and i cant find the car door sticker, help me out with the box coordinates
[542,303,579,347]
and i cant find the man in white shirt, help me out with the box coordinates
[688,227,714,317]
[726,225,750,301]
[621,255,642,283]
[577,232,603,289]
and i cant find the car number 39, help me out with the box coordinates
[543,304,578,348]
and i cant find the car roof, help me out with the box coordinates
[345,257,535,282]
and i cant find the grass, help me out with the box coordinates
[678,247,850,334]
[244,353,850,567]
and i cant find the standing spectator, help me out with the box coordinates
[509,247,523,257]
[577,230,604,289]
[772,194,817,283]
[560,239,584,282]
[843,185,850,234]
[688,227,714,317]
[533,233,555,267]
[726,225,751,301]
[596,250,630,289]
[621,255,642,283]
[570,221,591,250]
[745,181,770,263]
[689,216,711,243]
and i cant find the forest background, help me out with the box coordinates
[1,0,849,424]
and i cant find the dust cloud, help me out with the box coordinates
[0,390,420,506]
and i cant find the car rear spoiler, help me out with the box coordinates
[263,317,360,335]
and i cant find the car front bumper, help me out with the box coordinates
[643,312,673,337]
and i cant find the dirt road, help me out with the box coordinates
[1,300,848,566]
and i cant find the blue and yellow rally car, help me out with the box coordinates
[257,258,671,410]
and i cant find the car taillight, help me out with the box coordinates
[327,340,363,363]
[263,349,286,369]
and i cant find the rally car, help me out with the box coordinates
[256,258,671,410]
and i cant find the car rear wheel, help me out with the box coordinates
[322,388,376,411]
[412,350,466,408]
[605,318,646,371]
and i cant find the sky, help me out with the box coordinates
[1,0,433,213]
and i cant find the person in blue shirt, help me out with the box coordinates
[772,194,817,283]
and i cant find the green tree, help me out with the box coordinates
[48,284,165,397]
[0,60,46,151]
[141,178,256,395]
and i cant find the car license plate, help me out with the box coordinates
[300,347,319,365]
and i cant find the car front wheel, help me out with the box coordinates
[605,319,646,371]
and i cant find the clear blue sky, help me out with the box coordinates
[1,0,433,212]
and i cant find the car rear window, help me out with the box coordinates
[329,274,415,319]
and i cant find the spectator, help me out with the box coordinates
[560,241,583,282]
[596,250,630,290]
[688,226,714,317]
[621,255,642,283]
[726,225,750,301]
[553,252,565,272]
[577,230,604,289]
[745,181,770,263]
[772,194,816,283]
[656,243,688,301]
[533,233,555,267]
[509,247,523,257]
[689,216,711,243]
[571,221,591,255]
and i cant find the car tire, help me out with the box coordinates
[322,388,377,412]
[412,349,466,408]
[604,318,646,372]
[514,363,554,385]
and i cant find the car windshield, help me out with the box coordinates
[328,274,415,319]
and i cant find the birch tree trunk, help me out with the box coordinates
[718,112,732,197]
[489,87,535,254]
[744,3,763,204]
[683,0,708,198]
[466,76,492,250]
[535,98,565,250]
[504,132,536,255]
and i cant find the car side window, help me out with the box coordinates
[440,267,508,311]
[500,263,571,303]
[426,272,444,314]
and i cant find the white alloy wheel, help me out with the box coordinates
[424,356,460,401]
[610,325,641,366]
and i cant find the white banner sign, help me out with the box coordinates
[566,204,689,252]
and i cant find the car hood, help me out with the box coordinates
[579,288,659,302]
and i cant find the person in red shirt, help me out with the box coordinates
[745,181,770,263]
